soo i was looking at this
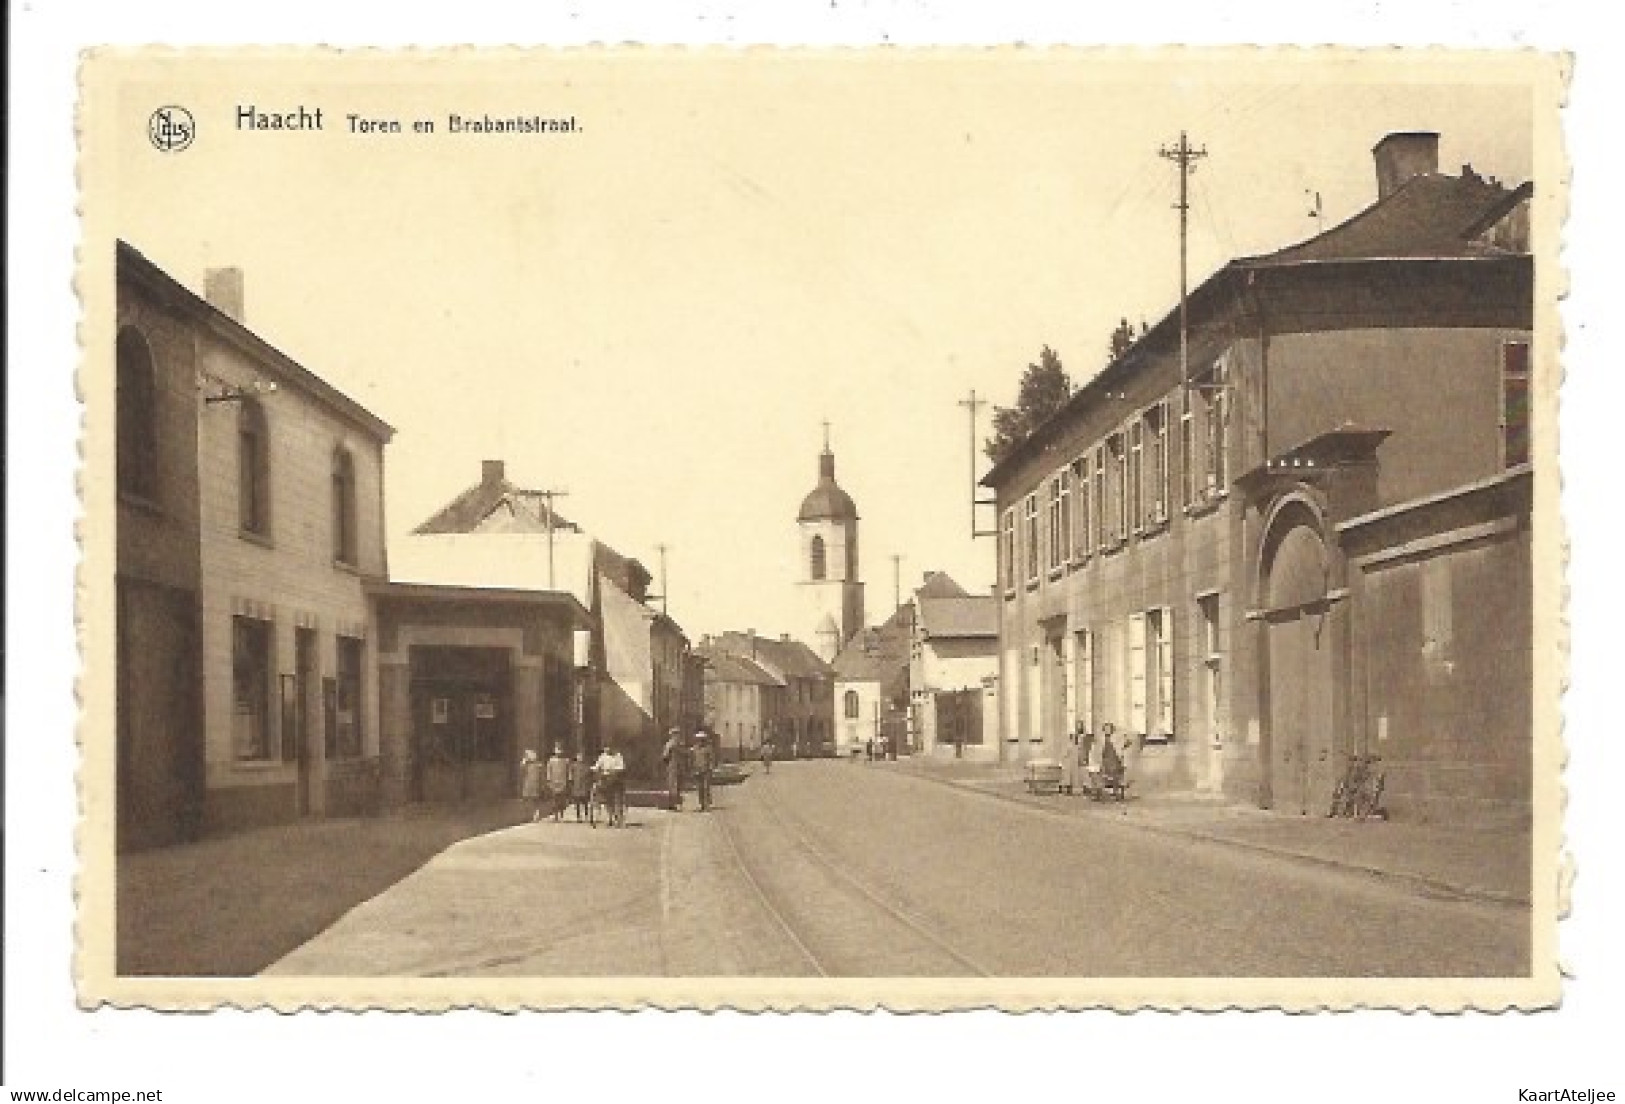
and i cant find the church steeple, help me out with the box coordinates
[796,425,865,662]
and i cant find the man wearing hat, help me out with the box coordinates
[690,727,716,812]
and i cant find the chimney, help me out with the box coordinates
[204,267,245,322]
[482,460,505,489]
[781,633,791,643]
[1373,132,1440,200]
[747,629,757,659]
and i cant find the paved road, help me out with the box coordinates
[266,761,1528,977]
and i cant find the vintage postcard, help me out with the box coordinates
[77,47,1566,1011]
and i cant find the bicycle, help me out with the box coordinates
[588,772,627,829]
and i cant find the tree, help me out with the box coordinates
[983,346,1074,464]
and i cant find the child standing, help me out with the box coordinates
[519,750,546,822]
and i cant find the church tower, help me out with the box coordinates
[797,427,864,662]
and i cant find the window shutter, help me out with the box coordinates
[1128,612,1147,734]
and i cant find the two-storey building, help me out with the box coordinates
[983,133,1534,824]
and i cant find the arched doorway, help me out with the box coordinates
[1260,501,1338,815]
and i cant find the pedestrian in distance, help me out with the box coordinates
[568,750,593,823]
[759,737,775,775]
[545,743,571,822]
[1085,723,1109,796]
[660,726,686,811]
[690,728,716,812]
[865,737,874,763]
[592,742,628,828]
[519,749,547,822]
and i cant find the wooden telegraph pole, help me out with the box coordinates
[1160,131,1207,426]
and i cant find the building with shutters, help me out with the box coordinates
[981,132,1534,825]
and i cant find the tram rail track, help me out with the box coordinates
[715,776,994,977]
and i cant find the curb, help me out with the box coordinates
[886,762,1531,909]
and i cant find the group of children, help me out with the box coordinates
[519,744,622,823]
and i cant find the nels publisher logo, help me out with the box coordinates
[148,105,195,152]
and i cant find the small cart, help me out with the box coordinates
[1023,758,1064,795]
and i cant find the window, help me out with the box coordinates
[238,398,271,537]
[1198,593,1223,744]
[1180,404,1197,507]
[1502,340,1531,468]
[1046,472,1067,571]
[330,635,364,758]
[1127,611,1147,735]
[844,689,860,719]
[1147,607,1174,740]
[116,327,159,501]
[1070,456,1089,561]
[1023,492,1040,583]
[232,616,274,760]
[331,447,357,565]
[1200,360,1229,496]
[810,535,827,580]
[1145,401,1170,526]
[1001,507,1014,591]
[1108,434,1128,544]
[1074,628,1094,735]
[1127,419,1144,534]
[1092,445,1107,551]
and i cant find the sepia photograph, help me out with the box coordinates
[73,47,1564,1012]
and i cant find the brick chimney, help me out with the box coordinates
[204,267,245,322]
[1373,132,1440,200]
[482,460,505,489]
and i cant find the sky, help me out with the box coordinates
[107,54,1537,643]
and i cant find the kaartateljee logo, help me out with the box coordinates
[148,105,195,152]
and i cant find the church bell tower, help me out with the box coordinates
[797,425,864,662]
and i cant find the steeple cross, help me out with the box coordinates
[821,419,832,452]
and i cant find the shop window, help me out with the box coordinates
[329,635,364,758]
[232,616,274,760]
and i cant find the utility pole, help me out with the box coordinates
[891,553,903,613]
[538,487,570,588]
[655,543,670,615]
[959,389,997,538]
[1160,131,1208,420]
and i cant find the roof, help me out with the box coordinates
[712,632,834,680]
[979,163,1531,490]
[701,651,784,687]
[798,448,859,522]
[832,622,910,682]
[914,571,970,600]
[413,480,579,535]
[917,595,997,639]
[364,579,592,628]
[117,241,395,443]
[1244,172,1530,266]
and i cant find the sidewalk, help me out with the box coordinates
[891,755,1533,906]
[116,800,532,976]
